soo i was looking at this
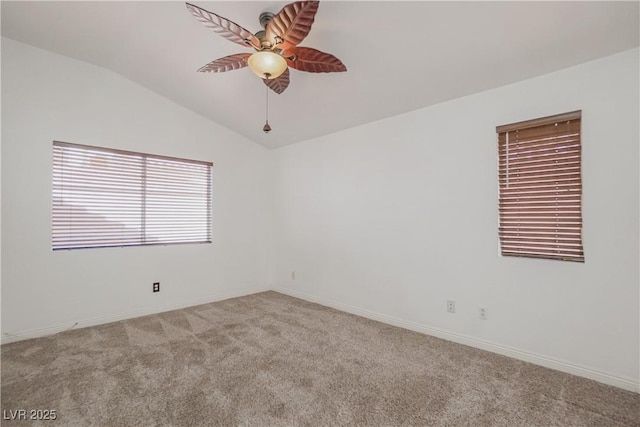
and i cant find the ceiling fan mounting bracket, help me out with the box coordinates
[259,12,274,29]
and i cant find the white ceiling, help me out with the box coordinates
[2,1,638,149]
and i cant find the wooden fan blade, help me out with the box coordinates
[197,53,251,73]
[266,1,319,47]
[186,3,259,48]
[287,47,347,73]
[263,68,290,94]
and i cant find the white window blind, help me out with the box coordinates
[496,111,584,262]
[52,141,212,250]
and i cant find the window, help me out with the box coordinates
[52,141,212,250]
[496,111,584,262]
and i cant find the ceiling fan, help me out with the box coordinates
[185,1,347,97]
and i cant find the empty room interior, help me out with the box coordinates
[1,1,639,425]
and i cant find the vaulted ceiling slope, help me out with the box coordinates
[2,1,638,149]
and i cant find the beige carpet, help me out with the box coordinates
[1,291,638,426]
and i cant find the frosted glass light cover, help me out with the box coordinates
[248,51,288,79]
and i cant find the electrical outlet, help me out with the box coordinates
[153,282,160,293]
[292,271,296,280]
[479,307,487,320]
[447,300,455,313]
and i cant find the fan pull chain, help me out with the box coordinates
[263,80,271,133]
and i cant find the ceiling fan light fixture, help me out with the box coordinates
[248,51,287,79]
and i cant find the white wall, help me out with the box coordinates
[1,38,272,339]
[271,48,639,390]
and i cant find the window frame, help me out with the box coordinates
[496,110,584,262]
[52,141,213,251]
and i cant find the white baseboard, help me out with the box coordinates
[273,287,640,394]
[0,286,269,345]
